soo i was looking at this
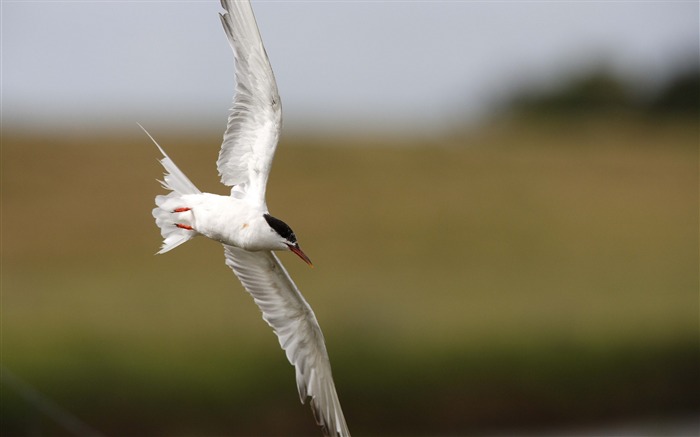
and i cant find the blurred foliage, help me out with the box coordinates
[507,63,700,118]
[510,70,637,115]
[648,67,700,115]
[2,115,698,436]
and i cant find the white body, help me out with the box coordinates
[148,1,350,436]
[160,193,282,251]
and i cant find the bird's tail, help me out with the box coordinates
[140,124,202,254]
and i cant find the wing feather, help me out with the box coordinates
[218,0,282,205]
[223,245,350,437]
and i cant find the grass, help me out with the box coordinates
[2,116,698,435]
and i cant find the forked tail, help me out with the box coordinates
[140,124,202,254]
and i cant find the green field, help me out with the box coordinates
[2,116,698,435]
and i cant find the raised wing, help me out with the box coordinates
[218,0,282,205]
[223,245,350,437]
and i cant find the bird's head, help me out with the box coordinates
[263,214,313,267]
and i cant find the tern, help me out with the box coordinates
[145,1,350,436]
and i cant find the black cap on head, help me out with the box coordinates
[263,214,297,243]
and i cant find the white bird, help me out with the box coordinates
[145,1,351,436]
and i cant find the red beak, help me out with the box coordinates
[288,244,313,268]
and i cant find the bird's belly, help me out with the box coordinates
[186,194,259,249]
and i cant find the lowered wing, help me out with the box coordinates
[223,245,350,437]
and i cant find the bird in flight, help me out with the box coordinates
[145,1,350,435]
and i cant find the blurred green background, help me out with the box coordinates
[3,2,700,435]
[3,67,698,435]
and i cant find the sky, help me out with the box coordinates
[2,0,698,135]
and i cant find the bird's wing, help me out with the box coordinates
[217,0,282,205]
[223,245,350,437]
